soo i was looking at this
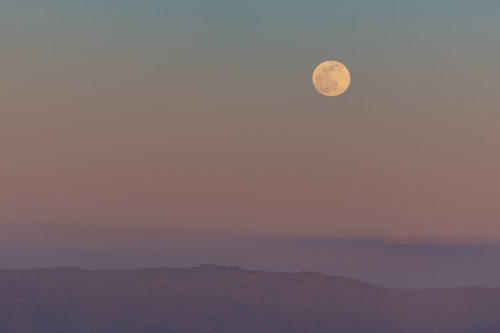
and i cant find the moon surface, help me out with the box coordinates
[312,60,350,96]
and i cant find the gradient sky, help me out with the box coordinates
[2,1,500,286]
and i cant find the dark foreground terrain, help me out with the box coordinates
[1,265,500,332]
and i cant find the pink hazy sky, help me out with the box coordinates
[2,0,500,242]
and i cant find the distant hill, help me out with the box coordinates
[1,265,500,332]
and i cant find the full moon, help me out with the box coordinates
[312,60,350,96]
